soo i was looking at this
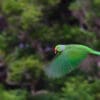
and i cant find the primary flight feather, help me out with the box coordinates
[44,44,100,78]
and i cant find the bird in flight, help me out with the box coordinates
[44,44,100,78]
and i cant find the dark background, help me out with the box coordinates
[0,0,100,99]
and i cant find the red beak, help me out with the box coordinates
[53,48,57,54]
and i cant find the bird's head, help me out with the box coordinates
[54,45,66,54]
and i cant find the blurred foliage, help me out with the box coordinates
[29,92,60,100]
[0,85,27,100]
[36,25,97,46]
[62,76,94,100]
[7,56,43,82]
[61,76,100,100]
[0,0,100,100]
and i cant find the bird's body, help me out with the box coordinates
[44,44,100,78]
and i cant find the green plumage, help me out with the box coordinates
[44,44,100,78]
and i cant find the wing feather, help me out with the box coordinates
[44,51,75,78]
[44,48,88,78]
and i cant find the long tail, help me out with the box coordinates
[90,49,100,55]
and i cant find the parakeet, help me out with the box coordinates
[44,44,100,78]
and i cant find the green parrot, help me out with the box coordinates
[44,44,100,78]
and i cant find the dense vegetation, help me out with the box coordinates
[0,0,100,99]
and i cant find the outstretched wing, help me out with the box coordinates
[44,48,88,78]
